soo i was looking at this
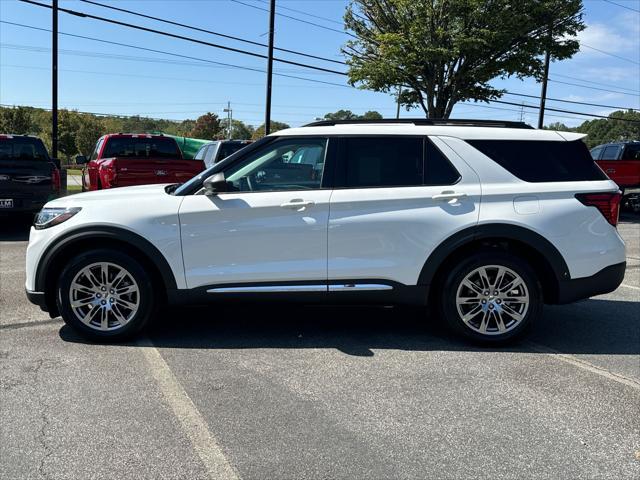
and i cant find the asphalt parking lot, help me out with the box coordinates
[1,214,639,479]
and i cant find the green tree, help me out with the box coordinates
[0,106,34,134]
[544,122,571,131]
[343,0,585,118]
[75,115,105,157]
[190,112,222,139]
[576,110,640,148]
[323,109,383,120]
[251,121,290,139]
[228,119,254,140]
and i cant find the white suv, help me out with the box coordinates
[25,119,626,344]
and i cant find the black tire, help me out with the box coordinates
[439,251,543,345]
[56,248,156,342]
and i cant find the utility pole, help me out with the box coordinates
[519,102,525,123]
[224,102,232,139]
[264,0,275,135]
[52,0,59,165]
[396,87,402,119]
[538,28,552,129]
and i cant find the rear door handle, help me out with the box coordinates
[432,191,468,202]
[280,199,315,210]
[606,168,616,174]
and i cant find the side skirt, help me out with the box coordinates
[166,280,429,307]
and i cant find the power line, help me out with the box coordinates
[18,0,349,76]
[551,73,639,94]
[254,0,344,26]
[79,0,346,66]
[548,78,640,96]
[504,92,638,111]
[230,0,356,38]
[488,99,640,123]
[0,21,352,89]
[602,0,640,13]
[579,42,640,65]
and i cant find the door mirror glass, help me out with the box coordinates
[75,155,88,165]
[203,172,228,195]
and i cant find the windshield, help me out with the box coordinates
[0,137,49,161]
[102,137,181,159]
[218,142,249,160]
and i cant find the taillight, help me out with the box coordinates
[575,192,622,227]
[50,164,61,192]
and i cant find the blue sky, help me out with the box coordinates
[1,0,638,128]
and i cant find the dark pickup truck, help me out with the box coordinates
[0,134,60,214]
[77,133,204,190]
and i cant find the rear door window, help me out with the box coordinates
[339,136,423,188]
[102,137,181,159]
[425,139,460,185]
[0,137,49,161]
[193,144,209,161]
[468,139,607,182]
[601,145,621,161]
[622,144,640,160]
[590,146,603,160]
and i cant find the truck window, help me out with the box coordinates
[0,137,49,161]
[102,137,181,159]
[621,144,640,160]
[601,145,621,161]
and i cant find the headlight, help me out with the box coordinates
[34,207,82,230]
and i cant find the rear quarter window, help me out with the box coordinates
[622,144,640,160]
[468,139,607,182]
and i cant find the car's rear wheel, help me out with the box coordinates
[439,251,542,344]
[56,249,155,341]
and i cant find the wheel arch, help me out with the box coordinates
[419,224,570,305]
[36,226,178,315]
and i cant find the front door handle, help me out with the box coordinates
[432,191,468,202]
[280,199,315,211]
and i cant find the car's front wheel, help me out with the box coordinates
[439,251,542,344]
[56,249,156,341]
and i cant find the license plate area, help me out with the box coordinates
[0,199,14,208]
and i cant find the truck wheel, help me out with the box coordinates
[439,251,543,344]
[56,249,156,341]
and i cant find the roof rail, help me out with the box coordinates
[303,118,533,129]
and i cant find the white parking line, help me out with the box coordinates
[527,342,640,391]
[620,283,640,291]
[137,338,240,480]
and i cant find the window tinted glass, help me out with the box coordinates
[601,145,621,161]
[0,137,49,161]
[342,137,423,188]
[90,138,104,161]
[102,137,181,159]
[622,144,640,160]
[225,137,326,192]
[425,139,460,185]
[468,140,607,182]
[193,144,209,161]
[590,146,603,160]
[218,142,248,161]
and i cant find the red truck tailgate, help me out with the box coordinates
[111,158,204,186]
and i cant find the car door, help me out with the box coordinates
[598,145,622,183]
[179,136,333,290]
[617,144,640,188]
[84,136,104,190]
[327,136,480,288]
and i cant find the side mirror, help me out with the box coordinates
[75,155,88,165]
[203,172,228,195]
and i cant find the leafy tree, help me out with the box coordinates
[576,110,640,148]
[75,115,105,157]
[323,109,384,120]
[544,122,570,131]
[251,121,290,139]
[190,112,222,139]
[228,119,254,140]
[343,0,585,118]
[0,106,34,134]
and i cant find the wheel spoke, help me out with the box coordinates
[462,280,483,295]
[85,269,102,289]
[500,277,523,294]
[100,263,108,285]
[84,304,101,324]
[493,267,506,290]
[501,303,523,321]
[116,284,137,295]
[111,304,129,326]
[71,298,94,308]
[100,307,109,330]
[462,304,483,322]
[478,267,491,291]
[110,269,127,289]
[495,311,507,332]
[478,311,489,333]
[116,297,137,311]
[71,283,95,296]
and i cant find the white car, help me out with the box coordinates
[25,119,626,343]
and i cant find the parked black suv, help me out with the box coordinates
[0,135,60,214]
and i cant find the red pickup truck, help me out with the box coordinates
[77,133,204,191]
[591,141,640,212]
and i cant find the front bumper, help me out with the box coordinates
[556,262,626,304]
[25,289,48,311]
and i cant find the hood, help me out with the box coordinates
[45,183,174,208]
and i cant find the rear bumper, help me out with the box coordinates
[556,262,626,304]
